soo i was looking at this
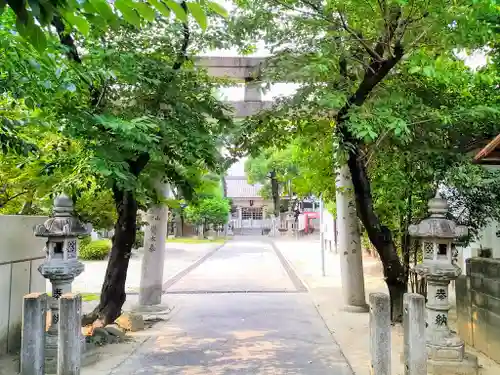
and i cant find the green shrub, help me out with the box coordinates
[79,236,91,248]
[133,230,144,249]
[79,239,112,260]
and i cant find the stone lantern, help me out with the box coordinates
[35,194,87,371]
[409,192,478,374]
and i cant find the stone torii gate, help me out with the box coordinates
[137,56,368,313]
[195,56,272,116]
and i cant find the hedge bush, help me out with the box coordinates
[79,239,112,260]
[79,236,91,248]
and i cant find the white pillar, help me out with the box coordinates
[335,165,368,312]
[319,196,326,276]
[137,183,170,313]
[237,207,242,230]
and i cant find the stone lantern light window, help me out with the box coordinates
[424,241,434,259]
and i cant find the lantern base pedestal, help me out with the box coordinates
[428,340,465,361]
[427,353,479,375]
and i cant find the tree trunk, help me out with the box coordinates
[270,169,280,217]
[88,153,150,325]
[333,30,405,321]
[91,186,138,324]
[19,191,34,215]
[347,148,407,322]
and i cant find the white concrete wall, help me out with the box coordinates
[459,220,500,274]
[0,215,47,354]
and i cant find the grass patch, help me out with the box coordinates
[166,237,229,244]
[46,292,100,302]
[81,293,100,302]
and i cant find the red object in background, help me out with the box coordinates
[304,212,319,233]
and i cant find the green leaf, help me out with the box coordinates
[187,2,207,30]
[36,0,55,25]
[15,17,30,40]
[115,0,141,27]
[134,2,156,22]
[31,24,47,52]
[89,0,115,21]
[423,66,434,77]
[147,0,170,18]
[166,0,187,22]
[27,0,41,18]
[64,12,90,36]
[17,19,47,52]
[207,1,228,18]
[82,0,97,13]
[409,66,421,74]
[24,97,35,109]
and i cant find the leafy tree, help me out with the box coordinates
[245,147,295,216]
[1,0,232,323]
[245,138,336,204]
[185,196,230,231]
[59,20,232,323]
[3,0,227,52]
[229,0,499,320]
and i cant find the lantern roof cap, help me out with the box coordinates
[34,194,88,238]
[408,192,467,239]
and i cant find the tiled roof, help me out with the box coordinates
[225,177,263,198]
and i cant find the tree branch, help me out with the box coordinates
[0,190,29,208]
[300,0,322,13]
[132,2,192,179]
[173,1,191,70]
[271,0,329,21]
[338,11,383,62]
[51,16,82,63]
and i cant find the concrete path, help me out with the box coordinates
[107,238,354,374]
[67,242,219,294]
[273,237,500,375]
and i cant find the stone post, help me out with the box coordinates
[369,293,391,375]
[57,294,82,375]
[137,183,170,313]
[403,293,427,375]
[21,293,47,375]
[335,165,368,311]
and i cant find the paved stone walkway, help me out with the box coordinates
[69,242,219,294]
[108,238,354,374]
